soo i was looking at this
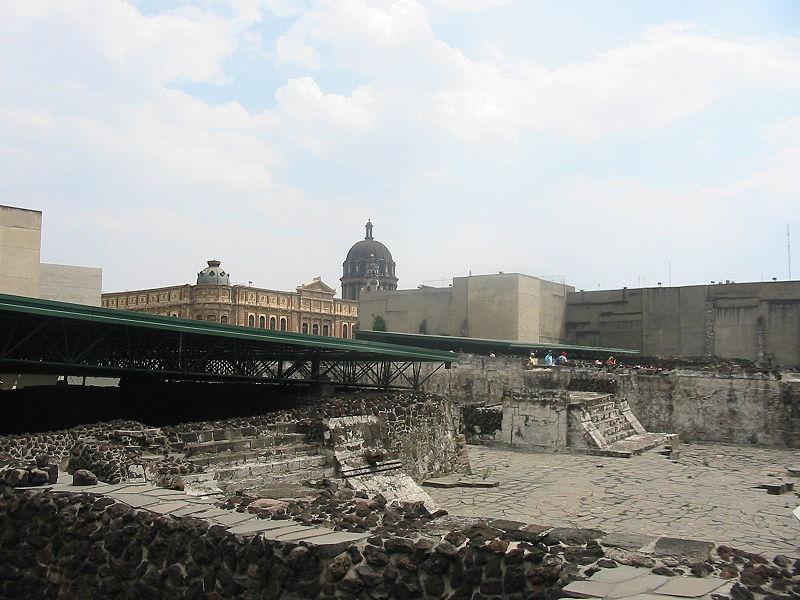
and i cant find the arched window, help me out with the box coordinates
[322,324,329,336]
[312,324,319,335]
[248,315,255,327]
[342,324,349,339]
[196,315,203,320]
[259,315,266,328]
[207,315,216,322]
[269,317,276,330]
[280,318,287,331]
[301,323,308,334]
[220,315,228,324]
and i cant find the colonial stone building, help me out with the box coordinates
[341,220,398,301]
[101,260,358,338]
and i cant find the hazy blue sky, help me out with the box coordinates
[2,1,799,293]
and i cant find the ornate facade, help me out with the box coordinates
[341,220,398,301]
[101,260,358,338]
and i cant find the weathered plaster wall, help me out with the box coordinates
[39,262,102,306]
[620,372,800,448]
[499,391,569,451]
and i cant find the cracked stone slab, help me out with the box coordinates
[563,581,617,598]
[589,566,653,584]
[655,577,729,598]
[230,521,305,537]
[654,538,714,561]
[211,512,254,527]
[601,533,656,551]
[607,574,668,599]
[107,493,161,508]
[273,527,336,542]
[114,484,160,495]
[191,508,230,519]
[170,504,214,517]
[143,488,188,498]
[147,501,190,515]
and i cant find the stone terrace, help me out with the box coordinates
[426,443,800,557]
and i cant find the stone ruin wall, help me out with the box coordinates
[0,390,469,486]
[421,354,800,448]
[619,373,800,448]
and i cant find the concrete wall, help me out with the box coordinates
[39,263,102,306]
[0,205,41,298]
[359,273,573,342]
[566,281,800,366]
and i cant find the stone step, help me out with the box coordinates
[186,443,321,467]
[177,422,299,444]
[184,433,307,457]
[212,455,330,482]
[216,467,337,494]
[593,433,677,457]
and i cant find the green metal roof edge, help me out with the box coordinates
[0,293,455,363]
[355,329,640,355]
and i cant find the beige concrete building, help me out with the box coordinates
[565,281,800,366]
[0,205,103,305]
[102,260,358,338]
[0,205,43,298]
[358,273,574,343]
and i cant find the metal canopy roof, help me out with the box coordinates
[355,330,639,357]
[0,293,454,388]
[0,293,454,363]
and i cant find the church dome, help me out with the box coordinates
[197,259,230,285]
[345,220,393,262]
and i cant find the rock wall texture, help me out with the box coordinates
[423,354,800,448]
[619,372,800,448]
[0,487,572,600]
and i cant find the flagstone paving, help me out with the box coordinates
[561,566,733,600]
[427,443,800,557]
[38,473,369,550]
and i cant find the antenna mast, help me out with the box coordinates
[788,224,792,280]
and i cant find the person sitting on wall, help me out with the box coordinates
[556,351,568,366]
[544,350,554,366]
[527,352,537,368]
[605,355,617,368]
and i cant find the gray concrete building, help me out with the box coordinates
[358,273,574,344]
[565,281,800,366]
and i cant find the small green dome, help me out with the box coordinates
[197,260,230,285]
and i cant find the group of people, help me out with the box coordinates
[527,350,569,368]
[526,351,619,369]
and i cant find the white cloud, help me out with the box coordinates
[284,3,800,142]
[276,27,322,69]
[274,77,376,151]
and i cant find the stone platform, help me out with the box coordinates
[427,443,800,557]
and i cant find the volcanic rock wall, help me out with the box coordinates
[0,487,570,600]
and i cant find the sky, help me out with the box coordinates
[1,0,799,294]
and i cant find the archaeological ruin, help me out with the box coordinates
[0,295,798,599]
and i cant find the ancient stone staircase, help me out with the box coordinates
[178,423,335,495]
[569,393,676,458]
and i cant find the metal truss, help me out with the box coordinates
[0,312,447,390]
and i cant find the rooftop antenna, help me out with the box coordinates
[788,223,792,280]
